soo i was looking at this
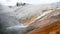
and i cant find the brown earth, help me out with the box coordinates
[27,21,60,34]
[26,9,60,34]
[24,13,40,26]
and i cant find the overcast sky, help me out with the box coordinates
[0,0,60,6]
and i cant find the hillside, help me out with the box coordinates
[27,8,60,34]
[0,2,60,34]
[13,2,60,24]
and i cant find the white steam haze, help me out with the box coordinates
[0,0,60,6]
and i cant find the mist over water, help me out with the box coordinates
[0,4,31,34]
